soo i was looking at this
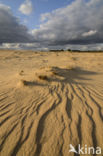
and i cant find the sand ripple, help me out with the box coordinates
[0,51,103,156]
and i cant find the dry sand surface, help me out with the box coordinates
[0,50,103,156]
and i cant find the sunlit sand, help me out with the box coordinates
[0,50,103,156]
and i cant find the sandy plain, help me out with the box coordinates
[0,50,103,156]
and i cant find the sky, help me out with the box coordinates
[0,0,103,51]
[0,0,73,29]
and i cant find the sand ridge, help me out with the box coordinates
[0,51,103,156]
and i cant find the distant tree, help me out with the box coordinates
[67,49,72,51]
[61,49,64,51]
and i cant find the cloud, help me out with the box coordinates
[19,0,33,15]
[31,0,103,46]
[0,43,103,51]
[0,0,103,50]
[65,43,103,51]
[82,30,97,37]
[0,43,21,49]
[0,4,33,43]
[0,43,49,51]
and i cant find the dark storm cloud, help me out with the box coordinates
[32,0,103,46]
[0,4,33,43]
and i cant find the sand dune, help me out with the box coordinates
[0,50,103,156]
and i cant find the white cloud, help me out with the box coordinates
[1,43,20,49]
[0,43,49,51]
[82,30,97,37]
[19,0,33,15]
[0,4,11,11]
[31,0,103,46]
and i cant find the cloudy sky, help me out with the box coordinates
[0,0,103,50]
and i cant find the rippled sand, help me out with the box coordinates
[0,50,103,156]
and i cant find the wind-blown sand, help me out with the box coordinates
[0,50,103,156]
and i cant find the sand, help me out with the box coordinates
[0,50,103,156]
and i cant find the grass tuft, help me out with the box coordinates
[21,79,29,85]
[38,75,48,80]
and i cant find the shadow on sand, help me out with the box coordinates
[47,67,98,85]
[21,67,98,86]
